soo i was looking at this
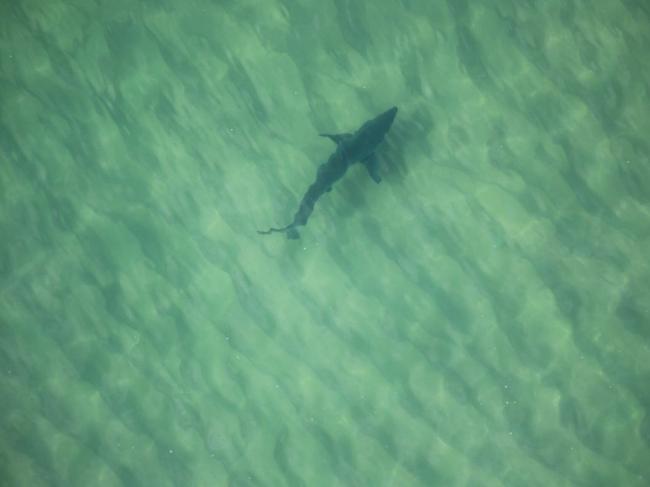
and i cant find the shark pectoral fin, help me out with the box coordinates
[363,153,382,183]
[319,133,352,144]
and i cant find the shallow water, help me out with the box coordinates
[1,1,650,486]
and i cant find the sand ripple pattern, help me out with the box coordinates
[1,0,649,485]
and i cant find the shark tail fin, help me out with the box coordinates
[286,227,300,239]
[257,225,301,239]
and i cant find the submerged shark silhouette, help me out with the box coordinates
[258,106,398,239]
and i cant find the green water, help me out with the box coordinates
[1,0,649,486]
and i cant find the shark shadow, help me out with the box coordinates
[258,106,398,239]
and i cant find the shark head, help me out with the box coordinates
[350,106,398,158]
[378,106,398,126]
[367,107,398,136]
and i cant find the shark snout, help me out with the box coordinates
[384,106,397,120]
[377,106,398,129]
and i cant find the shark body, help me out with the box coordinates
[258,106,397,239]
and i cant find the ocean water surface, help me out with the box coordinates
[1,0,649,486]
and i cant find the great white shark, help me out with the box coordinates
[258,106,398,239]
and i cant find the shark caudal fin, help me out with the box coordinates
[257,225,301,239]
